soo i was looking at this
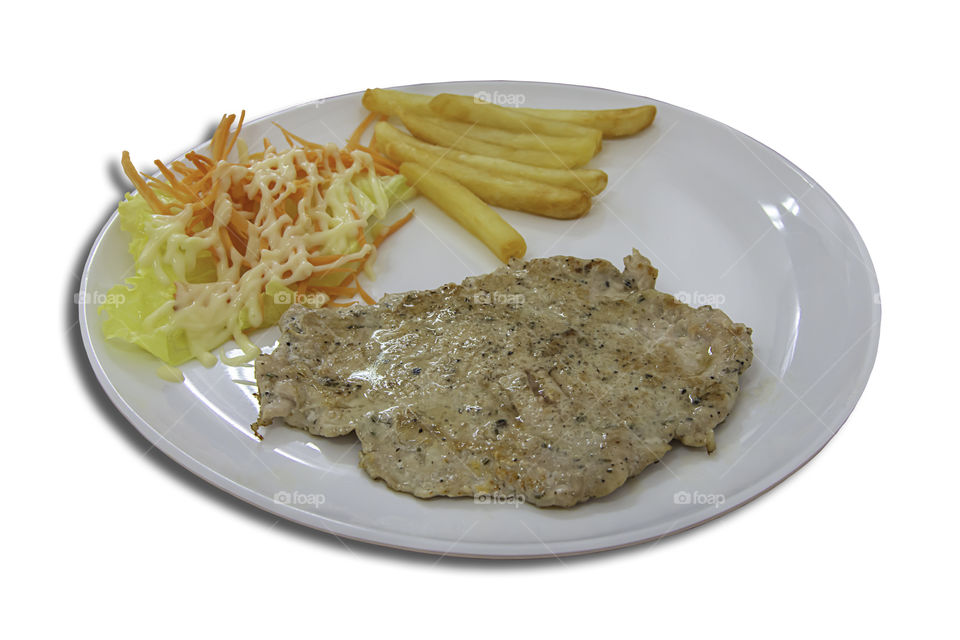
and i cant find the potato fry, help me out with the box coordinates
[399,162,526,263]
[381,138,590,219]
[374,122,607,195]
[513,104,657,138]
[429,93,603,145]
[364,88,656,137]
[416,116,599,164]
[361,88,432,117]
[398,110,583,169]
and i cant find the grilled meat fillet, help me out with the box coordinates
[255,252,752,507]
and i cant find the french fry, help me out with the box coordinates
[512,104,657,138]
[374,122,607,195]
[416,116,599,165]
[398,110,582,169]
[398,162,526,263]
[364,88,656,137]
[362,88,432,117]
[381,138,590,219]
[429,93,603,146]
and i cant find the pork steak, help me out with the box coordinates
[255,252,753,507]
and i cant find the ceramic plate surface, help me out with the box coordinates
[80,81,880,557]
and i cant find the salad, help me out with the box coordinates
[100,112,414,381]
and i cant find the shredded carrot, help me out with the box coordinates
[322,285,360,297]
[224,110,245,159]
[306,253,346,267]
[152,161,194,202]
[272,123,327,151]
[278,127,296,149]
[143,177,178,202]
[121,151,170,215]
[374,209,415,247]
[355,280,376,305]
[211,114,236,162]
[373,162,398,176]
[353,144,399,171]
[120,109,409,330]
[347,111,379,150]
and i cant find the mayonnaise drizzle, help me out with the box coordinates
[137,144,388,372]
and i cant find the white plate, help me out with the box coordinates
[79,81,880,558]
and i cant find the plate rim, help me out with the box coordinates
[78,79,881,558]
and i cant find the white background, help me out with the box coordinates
[2,1,956,637]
